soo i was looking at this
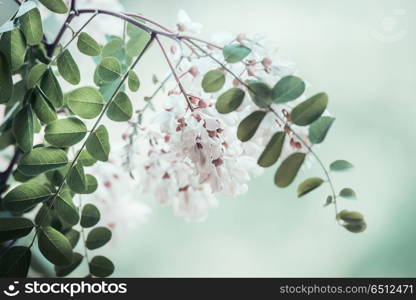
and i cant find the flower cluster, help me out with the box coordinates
[123,13,317,221]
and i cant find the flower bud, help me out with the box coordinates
[189,66,199,77]
[177,23,186,32]
[262,57,272,68]
[237,33,246,43]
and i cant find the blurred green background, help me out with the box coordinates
[1,0,416,277]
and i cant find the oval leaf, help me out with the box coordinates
[0,29,26,71]
[128,70,140,92]
[223,44,251,63]
[65,229,80,249]
[86,227,112,250]
[57,50,80,85]
[80,204,100,228]
[67,87,104,119]
[339,188,357,200]
[0,246,31,277]
[272,75,305,104]
[45,117,87,147]
[202,70,225,93]
[78,150,97,167]
[97,57,121,81]
[86,125,110,162]
[18,147,68,176]
[107,92,133,122]
[247,81,272,108]
[257,132,285,167]
[330,160,354,172]
[3,182,51,212]
[90,256,114,278]
[12,105,34,153]
[215,88,245,114]
[79,174,98,194]
[27,63,48,89]
[67,162,87,193]
[0,217,34,243]
[19,8,43,46]
[290,92,328,126]
[38,226,73,266]
[309,116,335,144]
[77,32,101,56]
[0,52,13,104]
[237,110,267,142]
[337,209,364,224]
[274,152,306,188]
[38,0,68,14]
[54,192,79,226]
[40,69,64,108]
[55,252,83,277]
[297,177,324,197]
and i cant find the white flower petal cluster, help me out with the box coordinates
[126,15,318,221]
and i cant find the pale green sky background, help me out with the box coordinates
[1,0,416,277]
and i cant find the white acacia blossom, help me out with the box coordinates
[122,12,320,221]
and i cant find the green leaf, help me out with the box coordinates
[67,162,87,193]
[38,226,73,266]
[28,63,47,89]
[38,0,68,14]
[54,192,79,226]
[3,182,51,213]
[80,204,100,228]
[323,196,333,207]
[202,70,226,93]
[339,188,357,200]
[272,75,305,104]
[290,92,328,126]
[237,110,267,142]
[79,174,98,194]
[223,44,251,63]
[0,29,26,71]
[12,105,34,153]
[44,117,87,147]
[127,18,145,38]
[107,92,133,122]
[77,32,101,56]
[343,222,367,233]
[101,38,123,58]
[297,177,324,197]
[97,57,122,81]
[257,132,285,167]
[274,153,306,188]
[215,88,245,114]
[0,217,34,242]
[329,160,354,172]
[0,246,31,277]
[67,87,104,119]
[247,81,272,108]
[86,227,112,250]
[33,89,57,124]
[89,256,114,278]
[18,147,68,176]
[19,8,43,46]
[126,31,150,57]
[86,125,110,162]
[65,229,80,248]
[57,50,81,85]
[128,70,140,92]
[337,209,364,224]
[78,150,97,167]
[55,252,83,277]
[309,116,335,144]
[40,69,64,108]
[0,52,13,104]
[35,204,52,226]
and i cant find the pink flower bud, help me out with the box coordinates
[212,158,224,167]
[198,99,208,108]
[189,66,199,77]
[170,45,177,55]
[177,23,186,32]
[247,66,256,76]
[237,33,246,43]
[262,57,272,68]
[232,79,240,87]
[122,133,129,140]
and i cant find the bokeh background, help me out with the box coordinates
[1,0,416,277]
